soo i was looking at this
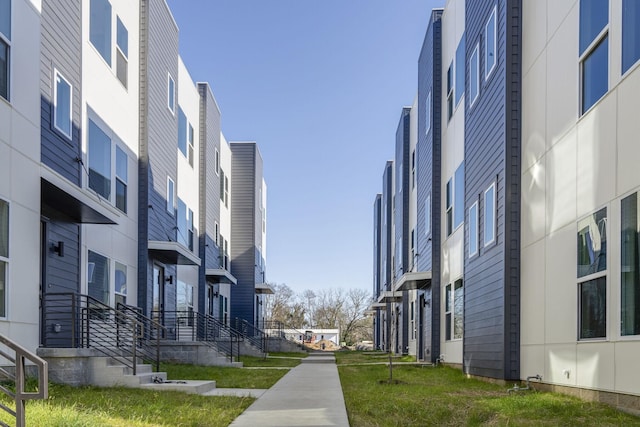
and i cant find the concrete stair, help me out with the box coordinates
[301,352,336,364]
[140,379,217,394]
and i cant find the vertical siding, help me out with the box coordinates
[40,0,82,184]
[463,0,521,380]
[229,142,257,324]
[417,10,443,363]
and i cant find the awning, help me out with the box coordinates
[393,271,432,292]
[255,282,274,295]
[368,301,387,311]
[40,174,119,225]
[148,241,201,266]
[377,291,402,304]
[205,269,237,285]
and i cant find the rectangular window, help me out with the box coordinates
[469,44,479,106]
[214,221,219,246]
[88,250,109,305]
[446,179,453,236]
[167,177,175,215]
[0,0,9,41]
[580,0,609,114]
[115,261,127,307]
[579,276,607,339]
[485,6,497,79]
[215,149,220,175]
[455,34,465,106]
[454,162,464,228]
[219,170,225,203]
[88,119,112,200]
[577,207,607,278]
[0,0,9,102]
[469,202,478,257]
[425,194,431,236]
[54,70,72,139]
[188,208,194,251]
[224,175,229,208]
[167,73,175,114]
[621,193,640,336]
[622,0,640,74]
[116,17,128,87]
[177,198,193,250]
[453,279,464,339]
[178,107,187,157]
[410,228,415,269]
[0,199,8,318]
[484,183,496,246]
[425,92,431,135]
[89,0,112,65]
[447,63,454,120]
[445,284,452,340]
[188,123,194,167]
[411,150,416,189]
[115,145,127,213]
[410,300,415,339]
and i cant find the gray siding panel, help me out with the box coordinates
[464,0,521,380]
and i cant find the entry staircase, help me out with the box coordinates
[0,334,48,427]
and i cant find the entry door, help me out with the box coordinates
[152,265,164,323]
[418,294,425,361]
[206,284,215,317]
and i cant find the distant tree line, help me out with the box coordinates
[263,284,373,346]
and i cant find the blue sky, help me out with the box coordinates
[166,0,444,294]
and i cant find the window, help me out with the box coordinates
[116,17,128,87]
[224,175,229,208]
[454,162,464,228]
[580,0,609,114]
[425,92,431,135]
[469,202,478,257]
[88,119,112,200]
[398,163,402,193]
[485,6,497,79]
[167,73,175,114]
[88,118,128,211]
[1,0,10,101]
[411,150,416,189]
[410,228,415,269]
[622,0,640,74]
[215,149,220,175]
[188,123,194,167]
[0,199,8,317]
[178,107,187,158]
[214,221,219,246]
[447,62,454,120]
[177,280,194,315]
[621,193,640,336]
[220,170,225,203]
[89,0,112,65]
[425,194,431,237]
[115,146,127,213]
[166,177,175,215]
[446,179,453,236]
[455,34,465,106]
[410,300,415,339]
[88,250,109,305]
[469,44,479,106]
[577,207,607,340]
[445,280,463,340]
[484,183,496,246]
[115,262,127,307]
[54,70,72,139]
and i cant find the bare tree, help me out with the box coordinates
[340,288,373,345]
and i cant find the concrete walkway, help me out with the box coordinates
[229,352,350,427]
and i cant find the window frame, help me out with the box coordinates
[114,261,127,306]
[469,43,480,107]
[425,91,431,135]
[87,249,110,305]
[469,201,478,258]
[446,62,454,121]
[53,69,73,140]
[425,194,431,237]
[622,0,640,75]
[0,198,9,319]
[215,149,220,176]
[579,0,609,115]
[89,0,112,66]
[115,145,127,213]
[167,73,175,114]
[620,192,639,337]
[188,123,194,167]
[483,183,496,247]
[454,162,465,229]
[0,0,10,102]
[166,176,175,215]
[484,6,497,80]
[446,178,453,236]
[455,34,465,107]
[411,150,416,190]
[115,16,128,88]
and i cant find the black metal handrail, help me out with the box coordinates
[117,303,167,372]
[41,293,160,375]
[231,318,266,352]
[259,320,285,338]
[0,334,48,427]
[153,310,241,362]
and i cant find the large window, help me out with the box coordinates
[580,0,609,114]
[455,34,465,106]
[621,193,640,336]
[1,0,11,101]
[115,262,127,306]
[447,62,454,121]
[88,250,109,305]
[166,177,175,215]
[577,207,607,340]
[0,199,8,318]
[446,179,453,236]
[116,17,128,87]
[178,107,187,157]
[622,0,640,74]
[177,198,194,251]
[89,0,112,65]
[445,279,464,340]
[484,183,496,246]
[188,123,194,167]
[469,44,479,106]
[425,92,431,135]
[54,70,72,139]
[88,119,112,200]
[469,202,478,257]
[115,146,127,213]
[485,6,497,79]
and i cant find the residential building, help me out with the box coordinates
[372,193,382,350]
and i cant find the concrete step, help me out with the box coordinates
[301,354,336,364]
[140,379,217,394]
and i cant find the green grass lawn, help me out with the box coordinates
[0,382,252,427]
[160,362,288,389]
[238,354,304,368]
[337,353,640,426]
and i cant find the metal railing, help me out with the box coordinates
[154,311,241,362]
[0,334,48,427]
[41,293,161,375]
[231,318,267,352]
[116,303,166,372]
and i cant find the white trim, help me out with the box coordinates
[167,72,175,114]
[425,194,431,237]
[53,69,73,140]
[214,148,220,176]
[166,176,175,215]
[0,197,9,319]
[468,201,478,258]
[469,44,480,108]
[484,6,497,81]
[483,183,496,247]
[425,91,431,135]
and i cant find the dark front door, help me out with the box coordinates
[152,264,164,324]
